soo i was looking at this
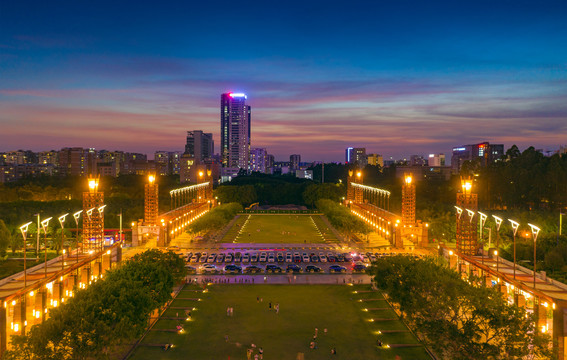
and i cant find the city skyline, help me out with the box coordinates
[1,0,566,162]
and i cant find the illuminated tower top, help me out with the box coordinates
[221,92,250,170]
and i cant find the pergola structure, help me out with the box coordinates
[346,171,428,249]
[133,170,215,247]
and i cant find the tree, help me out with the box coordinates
[368,255,555,359]
[4,249,186,360]
[0,219,11,256]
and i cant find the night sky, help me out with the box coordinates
[1,0,566,162]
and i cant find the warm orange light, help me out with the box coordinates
[405,175,412,185]
[88,178,99,190]
[148,175,155,184]
[461,179,472,193]
[356,171,362,178]
[199,171,204,177]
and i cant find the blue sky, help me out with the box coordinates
[1,0,566,161]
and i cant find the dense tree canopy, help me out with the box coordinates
[368,255,554,359]
[4,249,185,360]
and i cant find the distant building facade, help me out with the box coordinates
[185,130,214,162]
[428,153,445,167]
[345,147,367,167]
[451,142,504,173]
[366,153,383,168]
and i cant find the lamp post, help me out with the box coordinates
[73,210,83,261]
[509,219,520,279]
[528,223,541,290]
[478,212,488,263]
[58,213,69,270]
[492,216,503,273]
[19,222,33,288]
[40,217,52,278]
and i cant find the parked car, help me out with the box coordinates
[286,264,302,273]
[224,264,242,273]
[267,253,275,263]
[259,252,267,262]
[190,254,200,262]
[199,252,208,263]
[242,253,250,263]
[319,254,327,262]
[286,253,293,262]
[185,265,197,273]
[310,254,319,262]
[234,252,242,262]
[353,262,367,272]
[207,254,216,263]
[336,253,345,262]
[216,253,225,263]
[305,265,322,273]
[245,265,263,273]
[329,265,347,273]
[265,264,283,273]
[302,254,310,262]
[225,253,233,262]
[277,253,285,262]
[251,253,259,262]
[201,264,217,273]
[185,252,193,261]
[327,253,336,262]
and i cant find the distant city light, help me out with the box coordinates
[228,93,247,99]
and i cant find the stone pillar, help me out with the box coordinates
[553,307,567,360]
[81,266,91,286]
[92,261,101,278]
[102,253,111,271]
[0,306,6,356]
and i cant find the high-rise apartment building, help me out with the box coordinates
[185,130,214,162]
[451,142,504,173]
[250,148,267,173]
[290,154,301,171]
[428,153,446,167]
[366,153,384,168]
[345,147,367,167]
[58,147,97,176]
[221,92,250,172]
[154,151,181,175]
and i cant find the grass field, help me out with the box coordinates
[223,215,337,244]
[130,284,430,360]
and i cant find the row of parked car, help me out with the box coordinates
[186,251,391,265]
[190,263,367,274]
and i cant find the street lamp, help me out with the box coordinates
[58,213,69,270]
[73,210,83,258]
[19,222,33,288]
[40,217,52,277]
[492,215,503,273]
[509,219,520,279]
[454,206,463,219]
[478,212,487,261]
[528,223,541,290]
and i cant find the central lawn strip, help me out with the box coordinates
[130,285,431,360]
[231,215,326,244]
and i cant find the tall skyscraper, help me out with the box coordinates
[221,92,250,172]
[185,130,214,162]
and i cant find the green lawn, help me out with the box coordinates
[130,285,430,360]
[226,215,328,244]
